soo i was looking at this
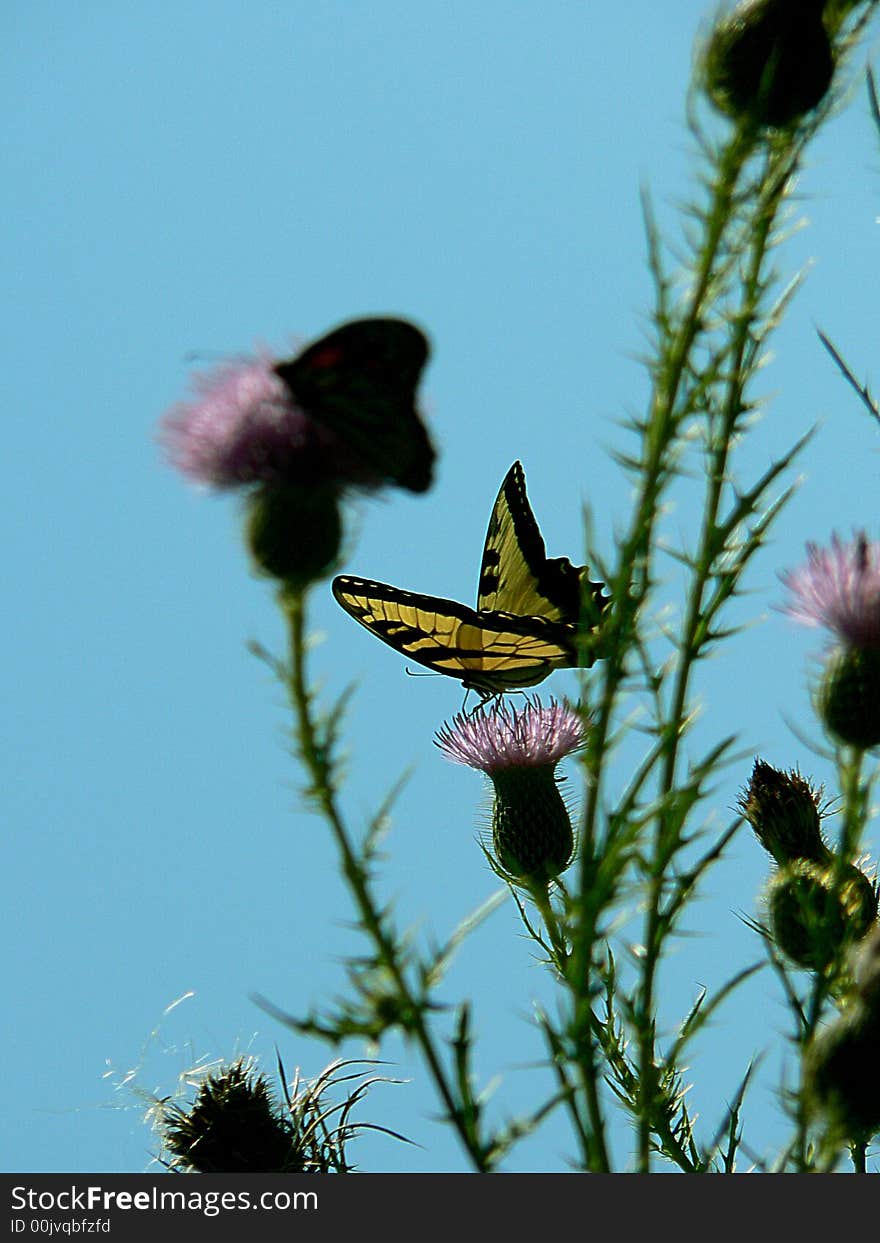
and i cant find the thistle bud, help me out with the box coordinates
[818,646,880,750]
[805,1003,880,1140]
[739,759,830,865]
[702,0,834,129]
[246,482,341,589]
[767,858,877,972]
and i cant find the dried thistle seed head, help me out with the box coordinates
[701,0,833,129]
[161,1059,303,1174]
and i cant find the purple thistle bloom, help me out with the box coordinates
[159,353,345,490]
[435,699,586,775]
[780,533,880,650]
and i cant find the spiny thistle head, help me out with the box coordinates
[435,699,586,887]
[739,758,830,865]
[159,1056,393,1174]
[160,1058,304,1174]
[700,0,833,129]
[766,858,878,974]
[782,534,880,747]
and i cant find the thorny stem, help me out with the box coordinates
[573,125,755,1174]
[529,884,569,973]
[284,589,491,1173]
[525,884,610,1171]
[635,138,794,1173]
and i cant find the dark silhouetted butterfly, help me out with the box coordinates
[332,461,608,696]
[273,317,435,493]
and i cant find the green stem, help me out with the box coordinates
[574,126,755,1176]
[529,884,569,972]
[283,588,491,1173]
[526,883,611,1170]
[837,745,869,862]
[634,142,794,1174]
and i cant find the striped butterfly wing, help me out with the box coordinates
[274,317,435,493]
[331,576,578,695]
[478,461,608,662]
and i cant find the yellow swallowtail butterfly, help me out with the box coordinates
[331,462,608,696]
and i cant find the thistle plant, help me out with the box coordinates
[157,1,880,1173]
[435,699,584,889]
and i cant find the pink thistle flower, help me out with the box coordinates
[435,698,586,775]
[780,534,880,650]
[159,317,434,495]
[436,699,586,886]
[159,355,339,490]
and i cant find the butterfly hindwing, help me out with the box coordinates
[331,576,578,695]
[478,461,608,641]
[274,317,435,493]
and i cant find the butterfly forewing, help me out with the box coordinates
[331,576,577,694]
[274,317,434,493]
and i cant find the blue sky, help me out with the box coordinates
[4,1,880,1173]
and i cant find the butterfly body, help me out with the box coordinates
[274,317,434,493]
[332,461,608,697]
